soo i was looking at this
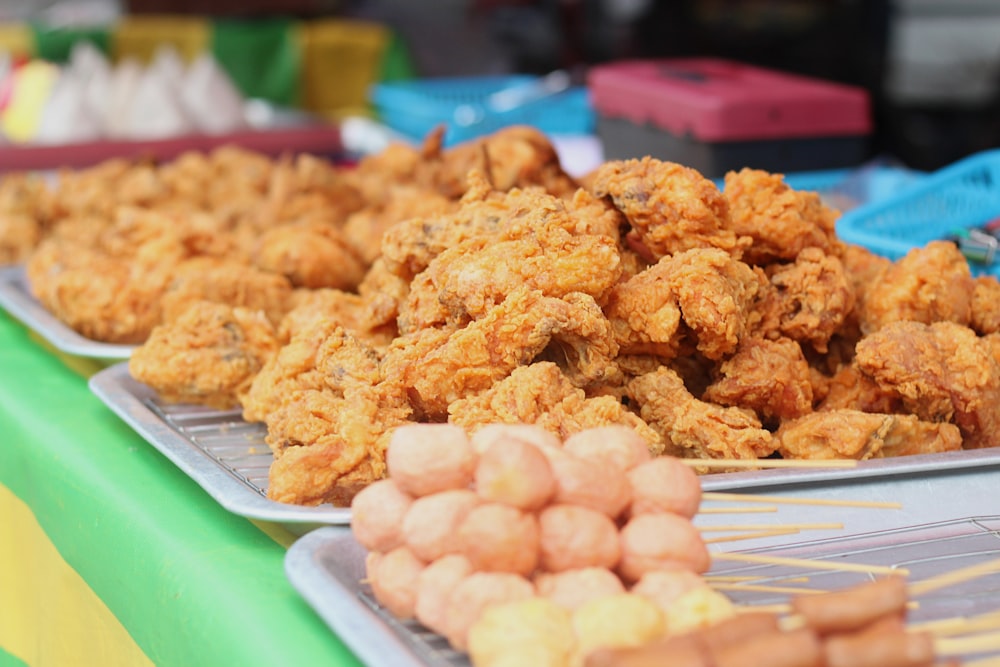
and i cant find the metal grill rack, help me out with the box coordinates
[286,518,1000,667]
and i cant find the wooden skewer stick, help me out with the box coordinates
[705,575,810,583]
[909,609,1000,637]
[710,582,828,596]
[909,555,1000,597]
[935,631,1000,656]
[735,603,792,614]
[698,506,779,514]
[682,458,858,469]
[711,551,909,576]
[960,656,1000,667]
[702,491,903,510]
[703,529,801,544]
[698,523,843,532]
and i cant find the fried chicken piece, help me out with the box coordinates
[751,247,855,353]
[971,275,1000,335]
[0,212,42,265]
[160,256,294,326]
[626,367,776,460]
[447,362,663,453]
[664,248,760,360]
[382,287,620,420]
[357,257,408,339]
[129,300,279,409]
[703,337,814,424]
[855,320,1000,449]
[252,220,367,290]
[432,125,579,199]
[341,185,453,265]
[379,170,513,280]
[26,242,173,343]
[242,318,379,424]
[590,157,749,260]
[776,409,892,459]
[817,364,905,414]
[776,409,961,460]
[723,168,840,266]
[859,240,974,335]
[265,382,413,506]
[604,248,758,360]
[400,188,622,329]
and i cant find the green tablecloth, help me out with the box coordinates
[0,308,362,667]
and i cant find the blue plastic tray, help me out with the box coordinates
[837,149,1000,275]
[371,75,595,146]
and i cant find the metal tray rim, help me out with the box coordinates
[0,265,134,360]
[89,362,351,526]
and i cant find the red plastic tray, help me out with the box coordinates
[588,58,871,143]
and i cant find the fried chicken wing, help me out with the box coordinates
[859,240,974,335]
[703,336,814,424]
[723,168,840,265]
[590,157,749,260]
[855,320,1000,449]
[626,367,776,460]
[129,300,279,409]
[971,275,1000,335]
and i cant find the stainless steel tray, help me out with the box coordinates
[286,517,1000,667]
[0,265,134,360]
[89,362,350,527]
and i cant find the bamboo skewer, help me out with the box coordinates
[935,631,1000,656]
[710,550,909,576]
[704,575,810,584]
[702,491,903,510]
[703,529,802,544]
[698,506,779,514]
[909,556,1000,597]
[698,523,843,532]
[910,609,1000,637]
[710,582,828,596]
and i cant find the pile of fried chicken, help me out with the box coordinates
[13,126,1000,506]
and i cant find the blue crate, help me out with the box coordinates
[370,75,595,146]
[836,149,1000,275]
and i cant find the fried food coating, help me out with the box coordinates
[723,168,841,265]
[859,240,974,335]
[129,300,279,409]
[252,220,367,290]
[776,409,962,459]
[752,247,855,353]
[626,367,775,460]
[605,248,758,361]
[383,288,620,420]
[590,157,749,260]
[970,275,1000,335]
[703,336,814,424]
[855,320,1000,449]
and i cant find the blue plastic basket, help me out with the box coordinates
[837,149,1000,275]
[370,75,595,146]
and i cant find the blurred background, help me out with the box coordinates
[2,0,1000,171]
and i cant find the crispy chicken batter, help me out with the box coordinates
[723,168,841,265]
[855,320,1000,449]
[626,366,776,460]
[590,157,749,260]
[703,336,814,424]
[859,240,974,335]
[129,300,279,409]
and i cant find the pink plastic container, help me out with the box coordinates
[588,58,872,177]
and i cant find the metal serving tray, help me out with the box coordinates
[0,265,134,360]
[89,362,350,527]
[85,349,1000,540]
[286,517,1000,667]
